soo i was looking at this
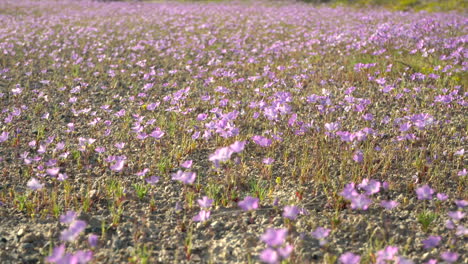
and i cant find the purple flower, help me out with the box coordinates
[448,211,465,221]
[263,157,275,165]
[282,205,300,220]
[192,210,211,222]
[455,199,467,208]
[136,168,149,177]
[440,251,458,263]
[399,122,412,132]
[229,141,246,153]
[88,234,98,248]
[380,200,399,210]
[60,220,87,242]
[277,244,293,258]
[376,246,399,263]
[261,228,287,247]
[422,235,441,249]
[353,150,364,163]
[0,131,9,143]
[114,142,125,149]
[197,196,214,208]
[150,128,164,139]
[46,167,60,177]
[181,160,193,168]
[311,227,330,240]
[446,219,455,229]
[74,250,93,263]
[238,196,259,211]
[27,178,43,191]
[415,185,434,200]
[436,193,448,201]
[454,149,464,156]
[60,211,77,224]
[94,146,106,153]
[324,122,340,131]
[251,135,272,147]
[396,256,414,264]
[259,247,279,264]
[456,225,468,236]
[340,183,358,200]
[350,194,372,210]
[57,173,68,181]
[209,147,234,163]
[457,168,467,177]
[45,244,66,263]
[110,159,125,172]
[358,179,381,195]
[423,259,437,264]
[171,170,196,184]
[339,252,361,264]
[28,140,36,148]
[145,176,160,186]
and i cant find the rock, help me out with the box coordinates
[17,228,25,237]
[20,243,34,252]
[191,254,201,262]
[20,233,38,243]
[89,189,98,198]
[112,236,124,249]
[210,221,224,231]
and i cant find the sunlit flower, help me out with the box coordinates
[27,178,43,191]
[415,185,434,200]
[261,228,287,247]
[238,196,259,211]
[339,252,360,264]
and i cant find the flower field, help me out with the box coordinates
[0,0,466,263]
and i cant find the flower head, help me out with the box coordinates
[448,211,465,221]
[197,196,214,208]
[192,210,211,222]
[60,220,87,242]
[145,176,160,185]
[181,160,193,168]
[436,193,448,201]
[238,196,259,211]
[209,146,234,164]
[60,211,77,224]
[45,244,66,263]
[260,247,279,264]
[440,251,458,263]
[0,131,9,143]
[376,246,399,263]
[88,234,98,248]
[353,150,364,163]
[229,141,246,153]
[415,185,434,200]
[282,205,300,220]
[339,252,361,264]
[311,227,330,240]
[46,167,60,177]
[251,135,272,147]
[455,199,467,208]
[261,228,288,247]
[340,183,358,200]
[110,158,125,172]
[422,236,441,249]
[350,194,372,210]
[358,179,381,195]
[380,200,399,210]
[27,178,43,191]
[277,244,293,258]
[171,170,196,184]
